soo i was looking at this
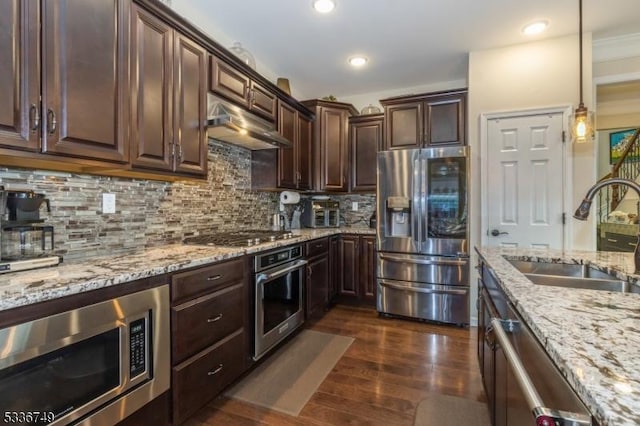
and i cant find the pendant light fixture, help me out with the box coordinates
[570,0,595,143]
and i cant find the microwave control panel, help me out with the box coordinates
[129,318,147,378]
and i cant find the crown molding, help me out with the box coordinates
[593,33,640,63]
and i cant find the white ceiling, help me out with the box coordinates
[171,0,640,101]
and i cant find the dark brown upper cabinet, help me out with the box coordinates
[0,0,130,162]
[130,4,207,177]
[349,114,383,192]
[252,100,312,191]
[381,89,467,150]
[302,99,358,192]
[277,101,312,190]
[210,56,276,122]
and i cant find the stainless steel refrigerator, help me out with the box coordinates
[376,146,469,325]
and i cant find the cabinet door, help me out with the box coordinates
[329,235,340,302]
[350,115,382,192]
[130,5,173,171]
[249,81,277,122]
[297,114,312,190]
[173,32,207,176]
[339,235,359,297]
[210,56,249,107]
[359,236,377,304]
[42,0,129,162]
[384,102,422,150]
[321,107,349,191]
[425,93,466,146]
[277,101,297,189]
[0,0,39,151]
[306,255,329,320]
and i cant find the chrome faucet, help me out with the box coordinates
[574,177,640,273]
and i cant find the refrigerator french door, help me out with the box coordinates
[377,146,470,325]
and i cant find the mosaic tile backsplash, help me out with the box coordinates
[0,140,376,261]
[0,141,278,261]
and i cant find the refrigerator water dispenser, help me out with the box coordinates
[386,196,411,237]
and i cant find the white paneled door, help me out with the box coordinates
[486,113,565,249]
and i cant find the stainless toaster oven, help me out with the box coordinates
[301,200,340,228]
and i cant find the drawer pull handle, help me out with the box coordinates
[629,242,637,247]
[315,244,323,248]
[607,239,618,243]
[207,314,223,323]
[207,364,223,376]
[207,274,222,281]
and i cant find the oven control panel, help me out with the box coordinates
[256,244,303,272]
[129,318,147,378]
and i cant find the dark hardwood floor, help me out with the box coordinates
[185,305,486,425]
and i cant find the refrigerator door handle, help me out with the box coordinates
[379,253,468,266]
[412,154,421,250]
[379,280,469,295]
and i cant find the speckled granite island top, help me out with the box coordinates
[476,246,640,426]
[0,227,375,313]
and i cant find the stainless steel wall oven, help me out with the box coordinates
[0,286,170,425]
[253,244,306,360]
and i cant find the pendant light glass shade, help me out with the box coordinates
[570,0,594,144]
[570,104,595,143]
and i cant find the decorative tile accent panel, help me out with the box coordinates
[0,141,277,261]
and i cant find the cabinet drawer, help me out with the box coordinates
[171,257,245,303]
[172,330,246,425]
[603,232,637,252]
[306,237,329,258]
[172,282,244,363]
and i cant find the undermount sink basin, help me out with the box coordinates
[523,273,639,293]
[507,259,640,293]
[507,259,618,279]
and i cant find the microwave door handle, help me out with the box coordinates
[256,259,308,284]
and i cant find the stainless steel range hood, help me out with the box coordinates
[206,94,290,150]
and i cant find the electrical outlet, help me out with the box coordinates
[102,193,116,214]
[352,201,358,211]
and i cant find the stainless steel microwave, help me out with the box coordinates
[301,200,340,228]
[0,286,170,425]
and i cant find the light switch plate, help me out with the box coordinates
[102,193,116,214]
[352,201,358,211]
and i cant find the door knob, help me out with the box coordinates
[490,229,509,237]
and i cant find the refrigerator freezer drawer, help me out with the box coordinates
[377,279,469,325]
[378,252,469,286]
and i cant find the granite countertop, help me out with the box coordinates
[476,246,640,426]
[0,227,375,313]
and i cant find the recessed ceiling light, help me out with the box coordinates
[349,56,368,67]
[313,0,335,13]
[522,20,548,36]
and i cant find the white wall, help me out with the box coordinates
[467,33,594,324]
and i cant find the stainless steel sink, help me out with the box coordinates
[523,273,640,293]
[507,259,618,279]
[507,259,640,293]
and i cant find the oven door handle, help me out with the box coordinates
[256,259,308,285]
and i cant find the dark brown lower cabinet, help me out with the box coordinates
[169,257,249,425]
[337,234,376,305]
[172,330,246,424]
[306,238,330,321]
[329,235,340,303]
